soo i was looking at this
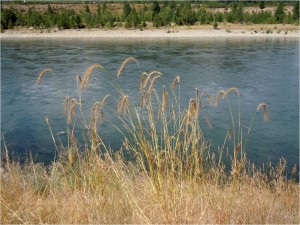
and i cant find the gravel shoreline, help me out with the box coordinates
[1,27,299,38]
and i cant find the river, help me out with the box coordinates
[1,37,299,168]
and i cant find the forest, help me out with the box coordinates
[1,1,299,30]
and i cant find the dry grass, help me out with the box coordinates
[81,64,103,90]
[1,156,299,224]
[172,75,180,90]
[189,98,197,117]
[2,59,299,224]
[142,70,162,91]
[215,89,226,108]
[257,102,269,122]
[225,87,240,96]
[118,95,128,114]
[116,57,138,79]
[147,75,161,93]
[35,68,53,85]
[67,98,78,124]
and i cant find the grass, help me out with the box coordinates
[1,58,299,224]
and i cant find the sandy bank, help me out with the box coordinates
[1,25,299,38]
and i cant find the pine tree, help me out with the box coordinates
[152,1,160,18]
[131,8,140,28]
[293,1,299,21]
[85,4,90,14]
[259,1,265,10]
[213,18,218,29]
[47,4,53,15]
[123,2,131,18]
[275,2,284,23]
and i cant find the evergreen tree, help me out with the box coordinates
[123,2,131,18]
[237,5,244,23]
[216,12,223,23]
[1,8,17,29]
[85,4,90,14]
[47,4,53,14]
[275,2,284,23]
[213,19,218,29]
[259,1,265,10]
[197,6,207,24]
[131,8,140,28]
[204,12,213,24]
[177,2,196,25]
[96,4,102,25]
[58,10,70,29]
[75,14,83,28]
[293,1,299,21]
[152,1,160,18]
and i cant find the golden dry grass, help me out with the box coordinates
[81,64,103,90]
[172,75,180,90]
[147,75,161,94]
[35,68,53,85]
[257,102,269,122]
[3,59,299,224]
[116,57,138,79]
[189,98,197,116]
[1,157,299,224]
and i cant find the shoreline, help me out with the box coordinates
[1,26,299,38]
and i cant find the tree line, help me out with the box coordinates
[1,1,299,30]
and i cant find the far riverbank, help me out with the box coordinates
[1,24,299,38]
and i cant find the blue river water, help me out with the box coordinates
[1,37,299,168]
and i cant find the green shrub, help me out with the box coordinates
[1,8,17,29]
[213,20,218,29]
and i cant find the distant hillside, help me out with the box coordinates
[1,1,299,31]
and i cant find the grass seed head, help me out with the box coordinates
[172,75,180,89]
[116,57,138,79]
[148,70,162,77]
[101,94,110,107]
[36,68,53,85]
[147,75,161,93]
[118,95,128,114]
[143,70,162,90]
[189,98,197,116]
[81,64,103,90]
[140,72,148,91]
[195,88,202,109]
[67,98,78,124]
[225,87,240,96]
[91,101,102,129]
[215,90,226,108]
[77,75,82,86]
[257,102,268,122]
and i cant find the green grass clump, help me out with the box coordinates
[1,58,299,224]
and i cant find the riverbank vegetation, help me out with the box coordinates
[1,1,299,31]
[1,59,299,223]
